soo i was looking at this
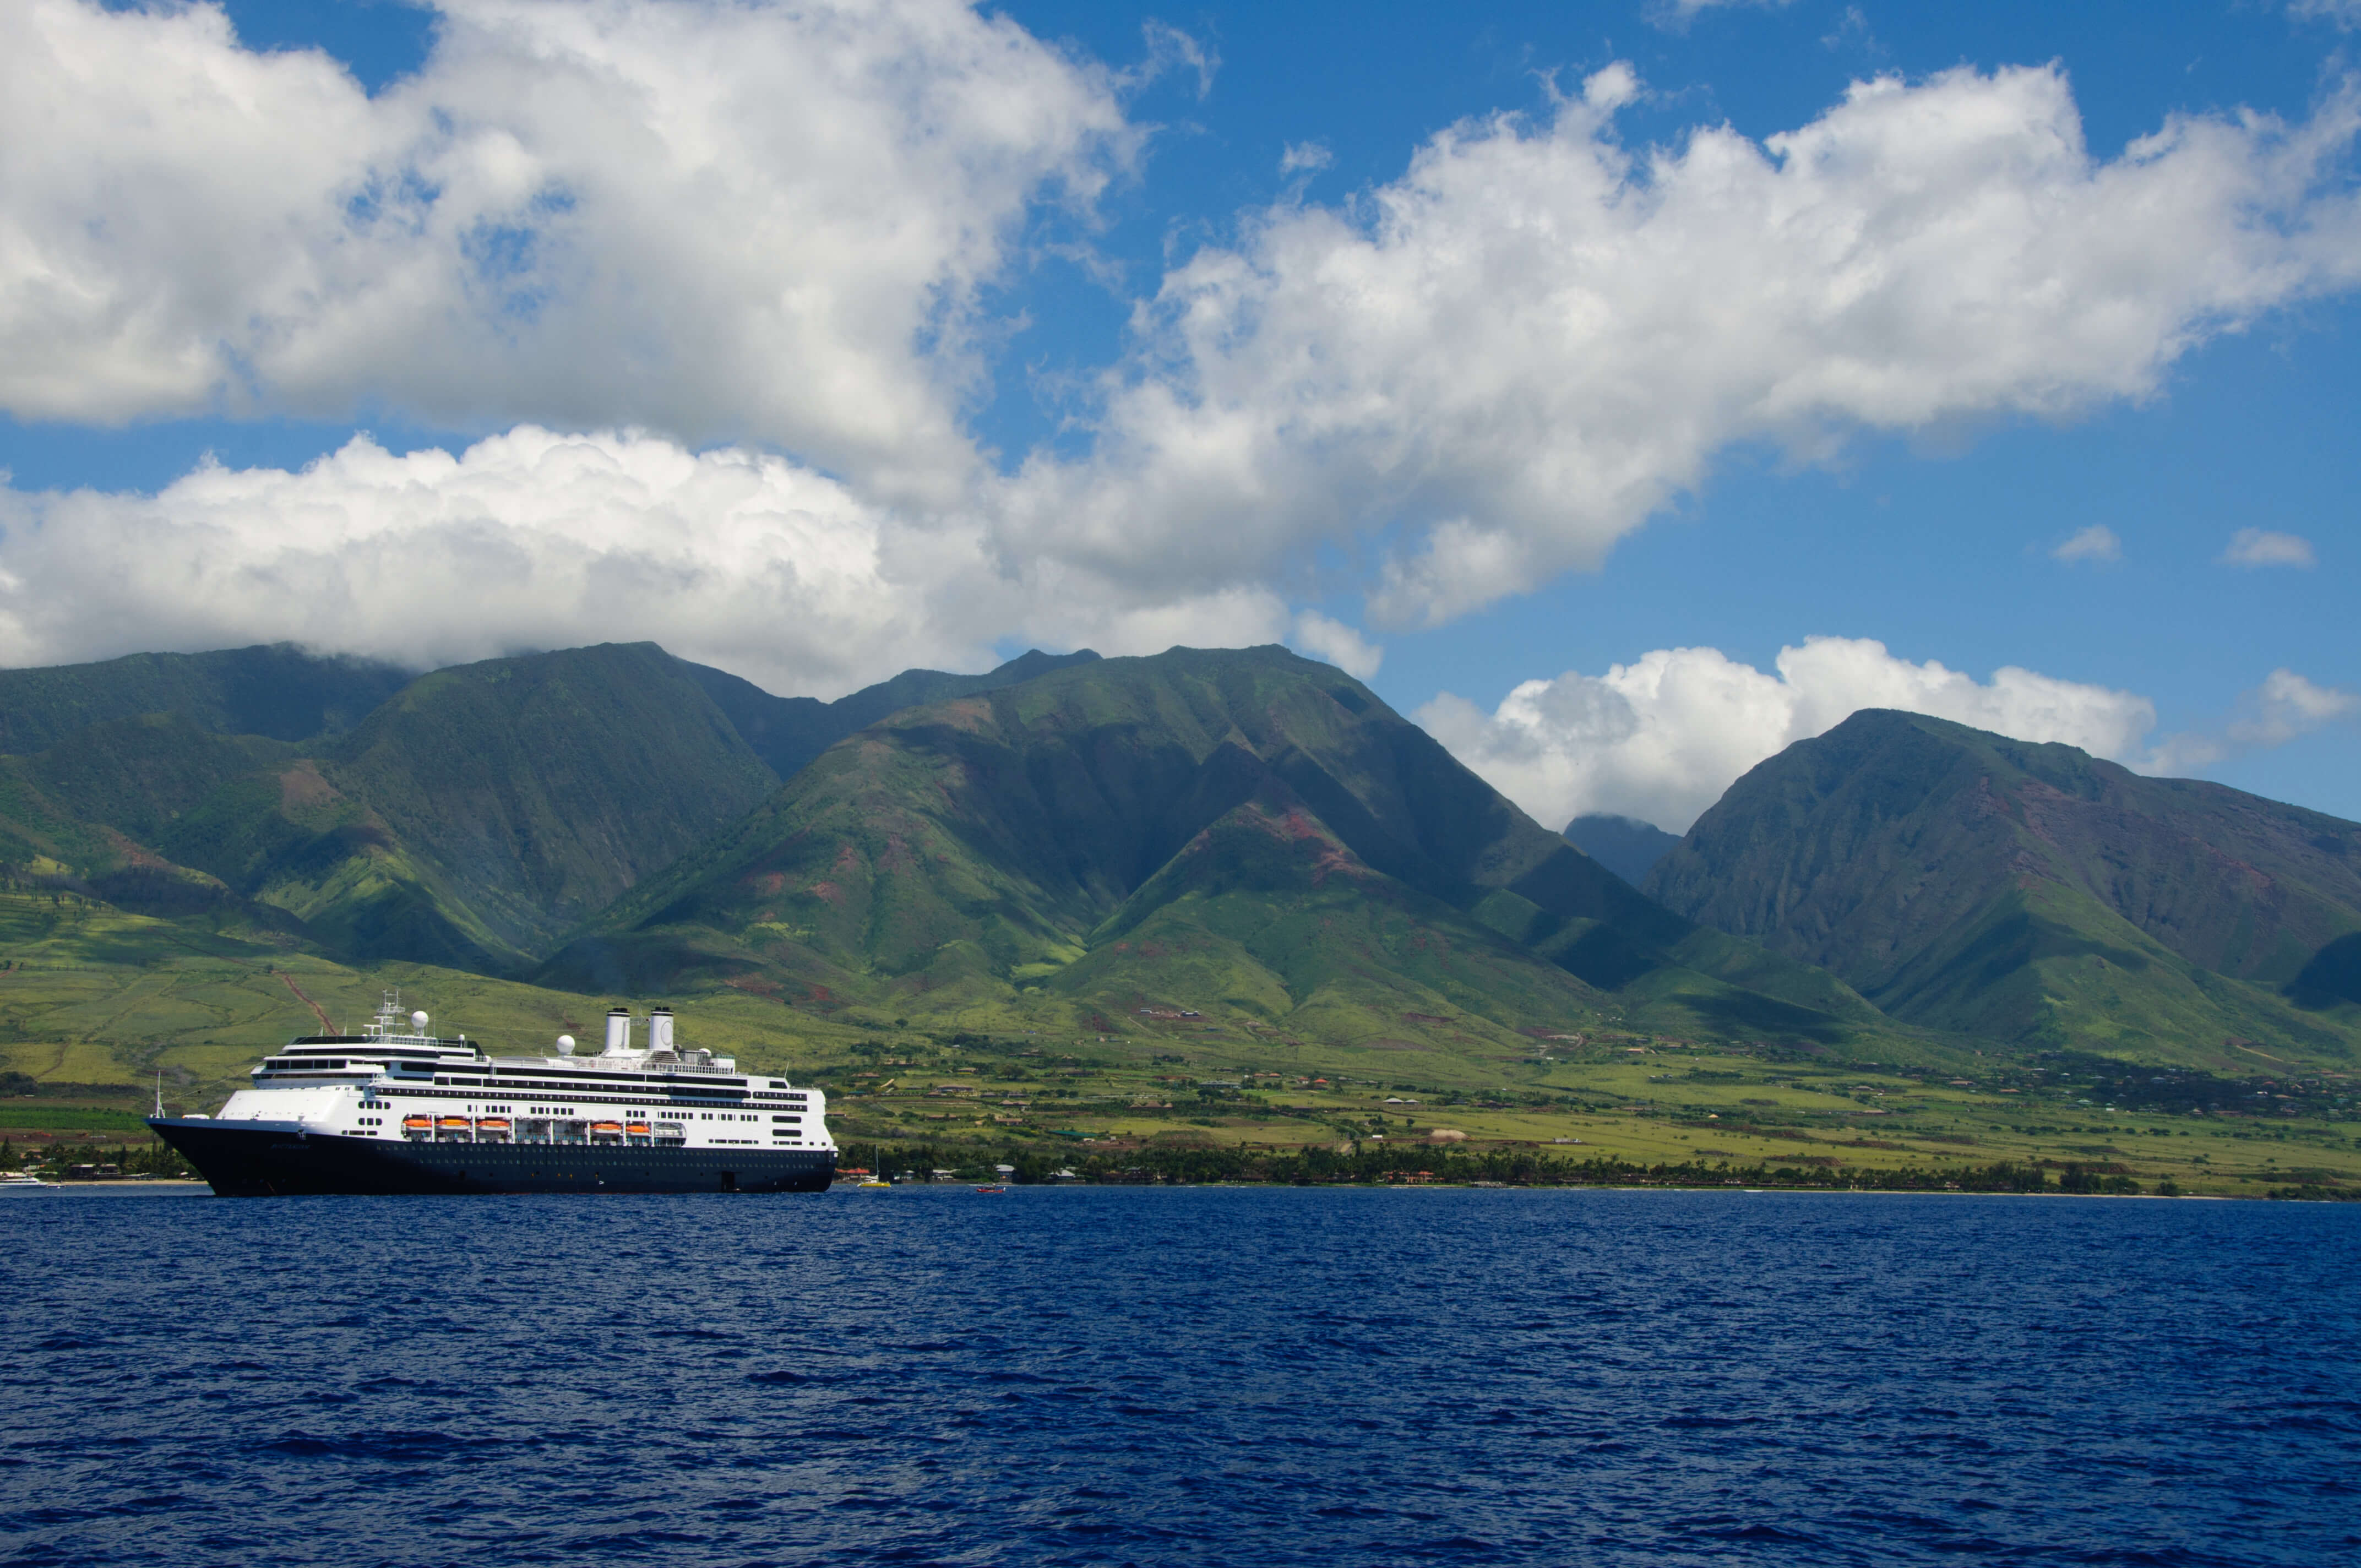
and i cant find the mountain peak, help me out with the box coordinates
[1649,709,2361,1066]
[1563,813,1682,887]
[539,642,1873,1051]
[989,647,1100,681]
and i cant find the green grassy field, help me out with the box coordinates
[0,1105,151,1133]
[818,1037,2361,1198]
[806,1000,2361,1197]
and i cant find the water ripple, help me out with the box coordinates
[1,1189,2356,1565]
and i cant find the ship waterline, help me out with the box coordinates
[150,993,836,1196]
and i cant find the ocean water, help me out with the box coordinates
[2,1188,2356,1567]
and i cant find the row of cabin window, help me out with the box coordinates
[362,1096,784,1117]
[396,1110,798,1124]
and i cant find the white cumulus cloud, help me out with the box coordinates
[0,0,1132,503]
[0,430,1291,698]
[4,15,2361,683]
[2229,668,2358,744]
[1003,61,2361,628]
[2053,524,2124,563]
[1287,611,1383,679]
[2144,669,2358,772]
[1416,637,2158,832]
[2220,527,2318,567]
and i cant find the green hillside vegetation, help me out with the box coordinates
[289,643,781,961]
[0,888,870,1115]
[541,646,1906,1057]
[0,641,1120,976]
[1645,710,2361,1069]
[0,716,303,929]
[679,647,1102,779]
[0,645,781,972]
[0,644,409,753]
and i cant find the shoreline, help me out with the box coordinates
[3,1180,2326,1201]
[835,1179,2298,1200]
[12,1179,209,1192]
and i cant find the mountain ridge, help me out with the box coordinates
[673,647,1103,780]
[1645,708,2361,1065]
[0,644,411,754]
[2,643,2351,1076]
[0,640,1112,973]
[540,645,1895,1054]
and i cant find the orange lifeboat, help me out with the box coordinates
[625,1120,651,1137]
[590,1120,624,1141]
[435,1116,470,1131]
[476,1118,512,1134]
[402,1115,432,1135]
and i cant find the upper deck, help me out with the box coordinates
[244,993,815,1108]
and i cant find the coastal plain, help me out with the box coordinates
[2,910,2349,1197]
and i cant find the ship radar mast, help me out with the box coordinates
[368,990,409,1040]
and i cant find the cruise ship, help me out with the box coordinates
[149,994,836,1196]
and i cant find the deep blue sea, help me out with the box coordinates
[3,1188,2357,1567]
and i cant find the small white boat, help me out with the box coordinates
[0,1172,51,1190]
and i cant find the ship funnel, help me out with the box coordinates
[603,1008,632,1055]
[648,1008,675,1053]
[556,1035,576,1057]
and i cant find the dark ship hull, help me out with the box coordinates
[150,1118,836,1196]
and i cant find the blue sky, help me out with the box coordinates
[1,0,2354,829]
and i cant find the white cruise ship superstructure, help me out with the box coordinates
[150,993,836,1196]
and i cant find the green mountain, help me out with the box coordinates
[1644,709,2361,1066]
[1,644,776,971]
[0,640,1123,974]
[675,647,1102,779]
[1564,813,1682,887]
[32,639,2355,1077]
[240,643,782,967]
[0,714,290,917]
[540,646,1894,1053]
[0,644,410,754]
